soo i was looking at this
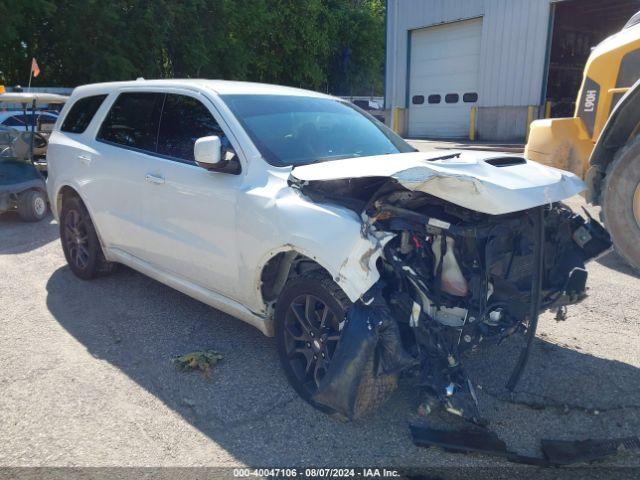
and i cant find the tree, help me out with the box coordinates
[0,0,385,95]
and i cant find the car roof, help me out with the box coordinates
[71,79,335,99]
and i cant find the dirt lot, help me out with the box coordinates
[1,146,640,473]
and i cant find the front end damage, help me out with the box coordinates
[288,154,612,425]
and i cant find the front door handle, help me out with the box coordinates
[78,154,92,165]
[145,173,165,185]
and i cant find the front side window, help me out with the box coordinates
[157,94,224,162]
[97,92,163,151]
[61,95,107,133]
[221,94,414,167]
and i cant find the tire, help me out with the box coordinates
[275,272,351,411]
[17,189,48,222]
[601,135,640,271]
[60,195,114,280]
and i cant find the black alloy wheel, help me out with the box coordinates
[275,273,351,408]
[60,195,113,279]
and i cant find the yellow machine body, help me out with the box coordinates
[526,23,640,180]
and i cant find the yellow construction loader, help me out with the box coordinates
[526,11,640,270]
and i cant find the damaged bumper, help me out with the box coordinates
[291,156,611,424]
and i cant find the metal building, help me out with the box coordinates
[385,0,639,141]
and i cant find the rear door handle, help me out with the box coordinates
[145,173,165,185]
[78,154,92,165]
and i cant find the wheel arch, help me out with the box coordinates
[55,185,81,217]
[54,183,109,257]
[255,242,379,316]
[588,79,640,204]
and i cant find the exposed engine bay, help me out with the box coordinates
[289,155,612,424]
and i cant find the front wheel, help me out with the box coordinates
[602,136,640,270]
[275,272,351,411]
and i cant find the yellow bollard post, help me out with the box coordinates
[469,106,477,141]
[392,107,400,134]
[526,105,535,141]
[545,101,551,119]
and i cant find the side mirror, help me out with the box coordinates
[194,136,222,170]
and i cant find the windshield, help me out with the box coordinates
[221,94,415,167]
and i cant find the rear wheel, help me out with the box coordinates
[275,272,351,411]
[602,136,640,270]
[60,195,114,279]
[17,189,47,222]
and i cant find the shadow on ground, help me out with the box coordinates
[0,212,59,254]
[45,265,640,466]
[596,250,640,279]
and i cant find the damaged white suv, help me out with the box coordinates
[47,80,610,422]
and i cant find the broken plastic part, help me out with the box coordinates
[541,437,640,465]
[410,424,640,466]
[312,288,417,419]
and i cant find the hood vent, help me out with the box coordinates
[485,156,526,167]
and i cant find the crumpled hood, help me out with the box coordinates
[290,151,585,215]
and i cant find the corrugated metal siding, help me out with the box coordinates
[386,0,552,108]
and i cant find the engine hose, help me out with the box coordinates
[506,206,544,391]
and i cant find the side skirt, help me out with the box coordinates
[106,247,274,337]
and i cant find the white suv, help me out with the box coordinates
[47,80,609,421]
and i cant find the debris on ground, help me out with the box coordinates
[409,423,640,466]
[172,350,223,378]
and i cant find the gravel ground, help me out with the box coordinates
[1,145,639,474]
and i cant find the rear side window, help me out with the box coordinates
[157,94,224,162]
[61,95,107,133]
[97,92,163,151]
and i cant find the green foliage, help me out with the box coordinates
[0,0,384,95]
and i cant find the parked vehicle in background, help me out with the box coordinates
[351,98,385,123]
[0,91,68,174]
[47,79,609,422]
[0,91,67,221]
[526,11,640,270]
[0,110,58,132]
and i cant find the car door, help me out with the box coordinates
[138,92,242,300]
[85,91,165,258]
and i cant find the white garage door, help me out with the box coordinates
[408,17,482,138]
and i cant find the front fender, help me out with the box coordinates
[239,181,392,313]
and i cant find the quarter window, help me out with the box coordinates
[445,93,459,104]
[62,95,107,133]
[157,94,224,162]
[97,92,163,152]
